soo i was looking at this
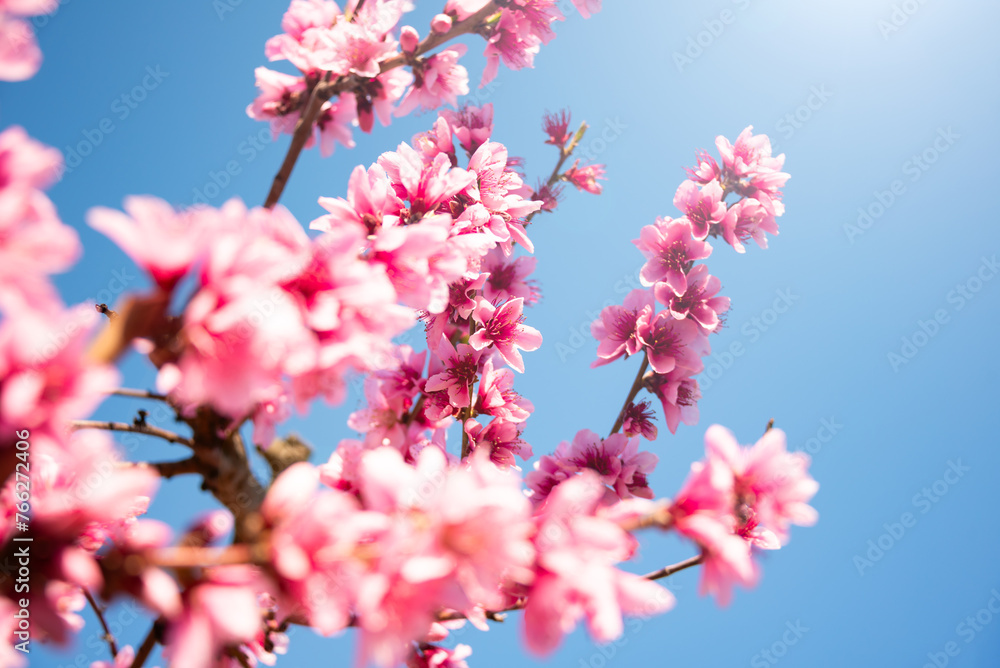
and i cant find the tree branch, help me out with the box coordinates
[108,388,170,402]
[644,554,704,581]
[129,623,158,668]
[70,420,193,447]
[85,589,119,660]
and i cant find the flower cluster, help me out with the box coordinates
[668,426,818,605]
[588,126,788,436]
[248,0,600,156]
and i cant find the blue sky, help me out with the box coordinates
[7,0,1000,666]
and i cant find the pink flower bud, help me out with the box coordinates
[431,14,453,33]
[400,25,419,53]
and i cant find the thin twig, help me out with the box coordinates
[109,388,169,401]
[643,554,704,581]
[70,420,193,447]
[765,418,775,433]
[149,544,259,569]
[125,458,201,479]
[85,589,119,659]
[610,354,650,435]
[129,624,158,668]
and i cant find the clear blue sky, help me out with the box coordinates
[7,0,1000,666]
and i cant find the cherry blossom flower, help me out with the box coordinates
[669,455,756,606]
[553,430,657,501]
[524,473,673,654]
[685,149,721,185]
[654,263,730,332]
[703,425,818,545]
[645,370,701,435]
[0,0,55,82]
[481,11,541,86]
[673,179,728,241]
[469,298,542,373]
[463,417,532,467]
[633,216,713,296]
[563,159,605,194]
[312,163,403,235]
[163,566,265,668]
[482,251,539,305]
[440,103,494,155]
[635,310,706,376]
[721,197,779,253]
[425,337,483,410]
[475,354,534,422]
[570,0,601,19]
[590,288,654,367]
[542,109,571,146]
[88,196,211,290]
[396,46,470,116]
[621,400,658,440]
[246,67,308,137]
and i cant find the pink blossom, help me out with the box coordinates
[704,425,818,545]
[0,14,40,81]
[721,197,779,253]
[524,454,577,506]
[685,149,721,184]
[654,263,730,332]
[589,288,654,367]
[636,310,706,376]
[263,463,386,635]
[90,645,139,668]
[673,179,728,240]
[425,337,483,409]
[163,566,265,668]
[562,159,605,194]
[378,146,475,216]
[669,454,756,606]
[716,126,785,181]
[314,93,357,157]
[621,400,658,441]
[633,216,712,296]
[396,45,469,116]
[469,298,542,373]
[358,68,414,132]
[524,473,673,654]
[0,125,62,190]
[542,108,571,146]
[349,377,409,450]
[319,438,367,494]
[0,303,119,450]
[319,21,396,77]
[463,417,532,467]
[87,196,210,290]
[553,430,657,501]
[645,370,700,435]
[431,13,453,33]
[408,643,472,668]
[246,67,307,136]
[480,11,541,86]
[99,520,182,620]
[569,0,601,19]
[440,103,494,155]
[354,447,535,666]
[400,24,419,51]
[311,163,403,236]
[482,250,539,305]
[475,354,533,422]
[444,0,491,21]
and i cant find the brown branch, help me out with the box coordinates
[149,544,261,569]
[124,458,201,479]
[765,418,775,433]
[644,554,704,581]
[85,589,119,660]
[95,303,118,320]
[610,354,650,435]
[70,420,193,447]
[262,1,501,209]
[129,623,158,668]
[108,388,169,402]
